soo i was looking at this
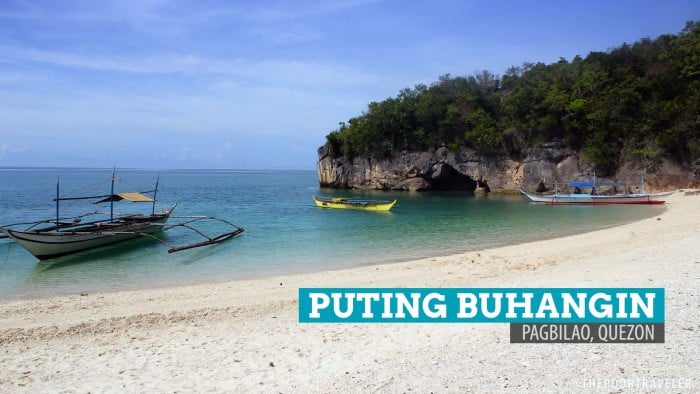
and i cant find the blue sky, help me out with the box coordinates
[1,1,697,170]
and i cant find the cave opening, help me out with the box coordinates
[429,164,477,191]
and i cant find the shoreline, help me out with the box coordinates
[0,192,698,391]
[0,219,658,302]
[0,200,664,302]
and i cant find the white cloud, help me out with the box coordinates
[248,27,321,45]
[0,143,29,162]
[0,46,379,90]
[178,0,378,24]
[214,140,233,164]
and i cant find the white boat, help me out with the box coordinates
[2,211,173,260]
[520,190,674,205]
[521,175,675,205]
[0,169,244,260]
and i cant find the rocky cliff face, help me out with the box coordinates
[317,143,698,193]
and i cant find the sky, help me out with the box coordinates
[0,1,698,170]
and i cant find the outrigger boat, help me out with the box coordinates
[520,175,675,205]
[520,189,674,205]
[0,170,244,260]
[313,196,397,211]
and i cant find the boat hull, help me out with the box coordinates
[2,215,170,260]
[313,196,397,211]
[520,190,674,205]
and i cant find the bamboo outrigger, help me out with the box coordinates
[0,169,244,260]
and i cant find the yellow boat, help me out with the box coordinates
[313,196,397,211]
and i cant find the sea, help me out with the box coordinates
[0,168,665,300]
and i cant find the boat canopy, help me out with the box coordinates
[569,182,595,187]
[568,181,626,187]
[94,192,154,203]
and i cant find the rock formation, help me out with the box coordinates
[317,142,698,193]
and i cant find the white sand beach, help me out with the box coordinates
[1,193,698,392]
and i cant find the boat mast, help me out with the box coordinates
[55,177,60,229]
[593,171,596,188]
[110,167,116,223]
[152,175,160,215]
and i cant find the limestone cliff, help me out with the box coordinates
[317,143,698,193]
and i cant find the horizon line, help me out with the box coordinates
[0,166,317,172]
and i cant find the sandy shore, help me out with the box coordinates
[1,193,698,392]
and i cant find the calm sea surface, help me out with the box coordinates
[0,168,664,299]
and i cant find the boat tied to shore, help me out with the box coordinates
[520,175,675,205]
[0,169,245,260]
[313,196,397,211]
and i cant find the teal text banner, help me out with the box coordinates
[298,288,665,323]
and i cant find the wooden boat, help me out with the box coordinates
[2,208,174,260]
[520,189,674,205]
[313,196,397,211]
[520,175,675,205]
[0,169,244,260]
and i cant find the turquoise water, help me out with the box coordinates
[0,168,664,299]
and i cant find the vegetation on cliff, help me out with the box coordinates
[323,22,699,176]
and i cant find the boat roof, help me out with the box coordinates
[569,181,627,187]
[94,192,154,203]
[569,182,595,187]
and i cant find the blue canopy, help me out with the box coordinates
[569,182,595,187]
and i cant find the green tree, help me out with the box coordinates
[321,21,699,174]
